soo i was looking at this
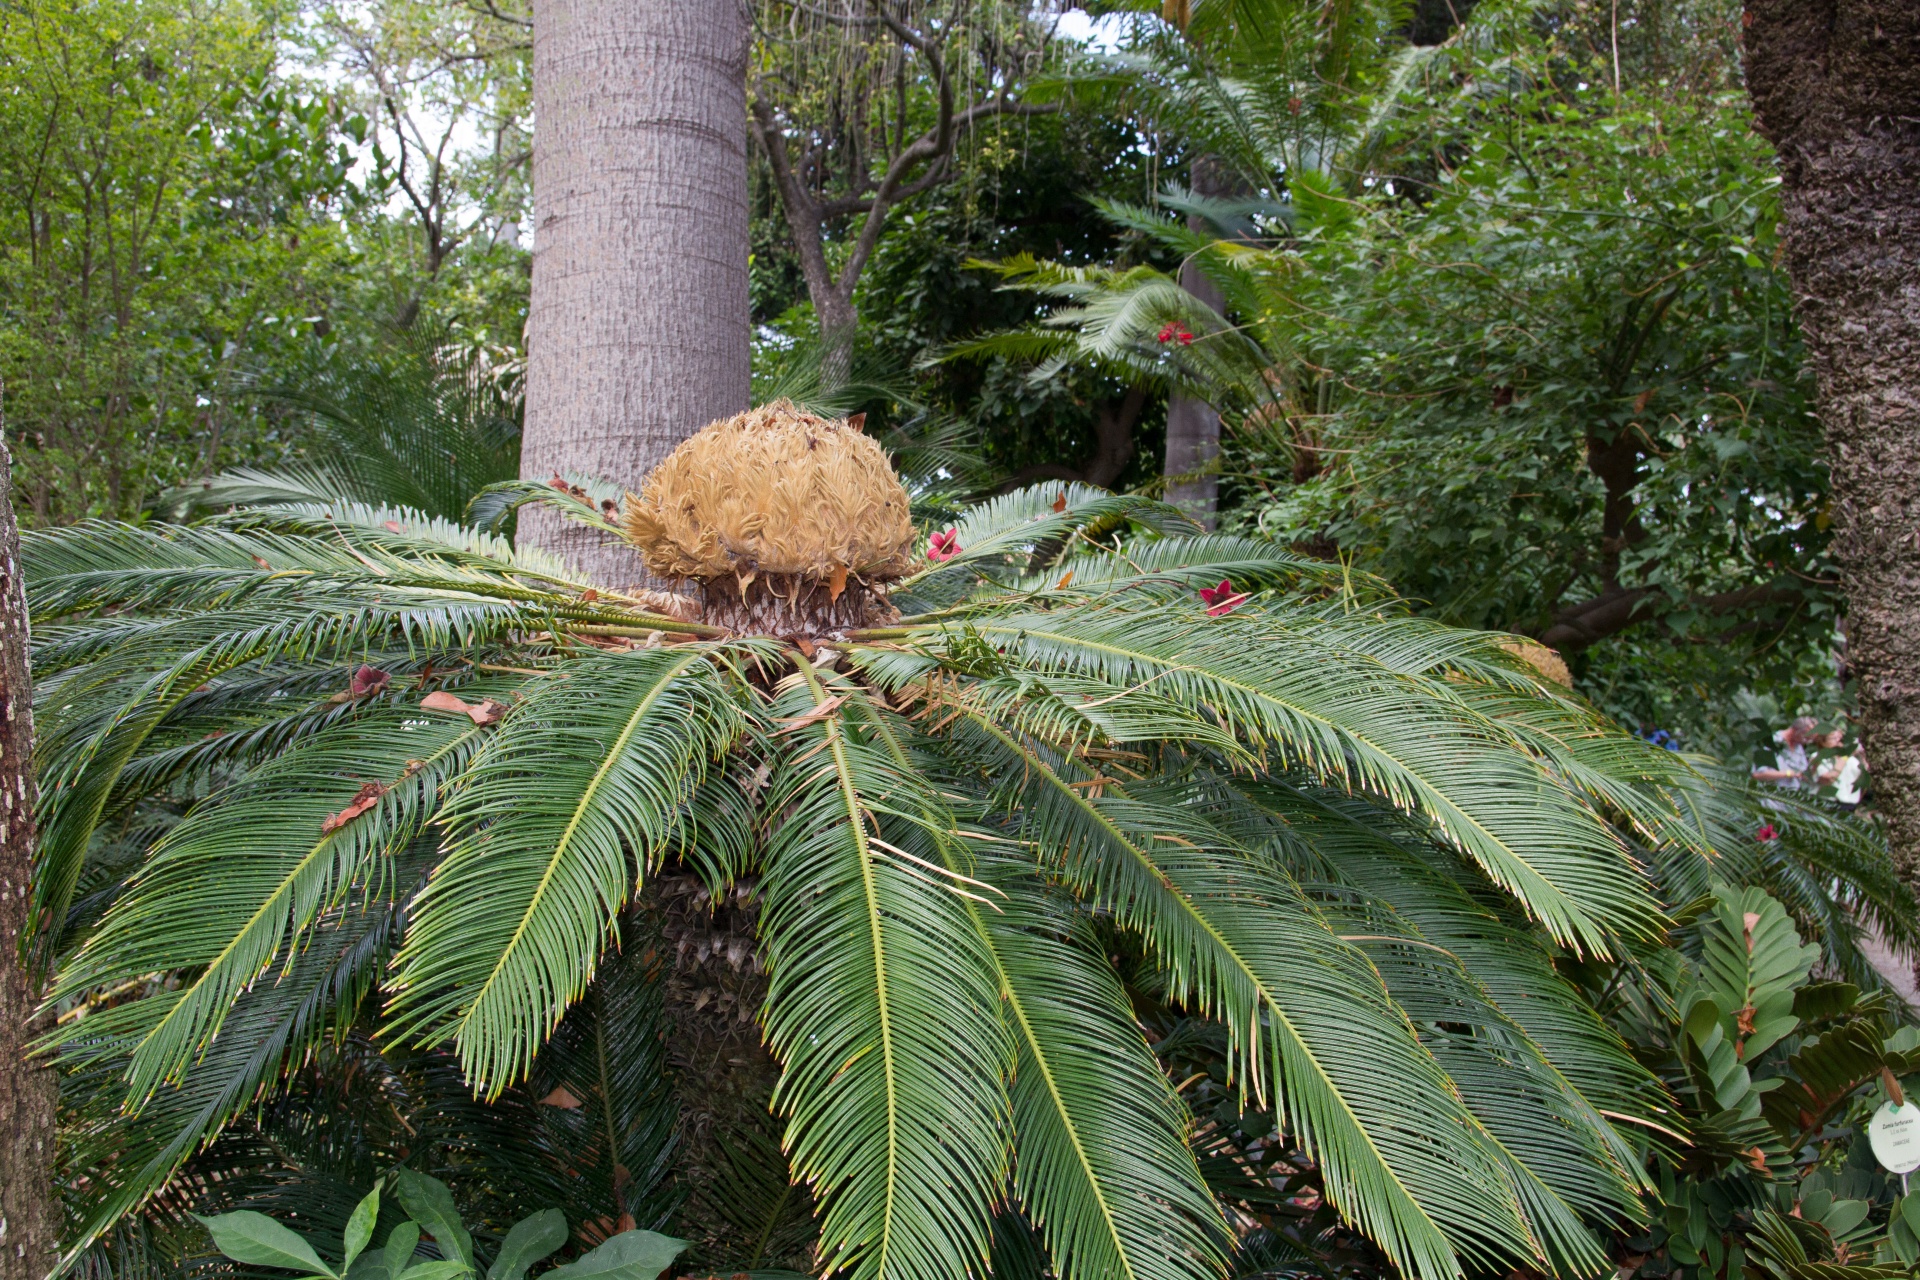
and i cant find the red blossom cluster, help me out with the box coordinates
[1756,824,1779,842]
[1156,323,1194,346]
[927,528,963,563]
[1198,579,1248,617]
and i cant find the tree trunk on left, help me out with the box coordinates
[1743,0,1920,876]
[520,1,754,587]
[0,432,58,1280]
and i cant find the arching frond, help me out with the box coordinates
[946,603,1661,953]
[389,645,757,1093]
[50,707,493,1104]
[57,876,403,1274]
[962,718,1538,1280]
[987,890,1230,1280]
[758,670,1012,1280]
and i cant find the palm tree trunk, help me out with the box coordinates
[519,1,753,586]
[1164,156,1240,530]
[0,433,58,1280]
[1743,1,1920,876]
[519,8,794,1262]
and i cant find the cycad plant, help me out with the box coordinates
[41,400,1721,1280]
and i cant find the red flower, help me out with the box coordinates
[927,528,962,563]
[1756,824,1778,842]
[350,664,391,697]
[1156,323,1195,346]
[1198,579,1248,616]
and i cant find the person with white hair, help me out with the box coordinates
[1754,715,1819,789]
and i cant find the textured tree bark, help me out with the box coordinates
[1164,157,1240,530]
[1743,1,1920,874]
[521,1,753,587]
[0,433,58,1280]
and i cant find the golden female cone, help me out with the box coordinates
[621,400,917,585]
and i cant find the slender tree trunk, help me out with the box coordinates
[520,1,754,586]
[1163,156,1240,530]
[0,431,58,1280]
[1743,2,1920,873]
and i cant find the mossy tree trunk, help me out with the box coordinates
[0,431,57,1280]
[1743,1,1920,878]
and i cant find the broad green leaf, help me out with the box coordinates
[541,1230,687,1280]
[396,1262,474,1280]
[393,1170,473,1272]
[196,1211,338,1277]
[385,1222,423,1279]
[344,1188,381,1273]
[488,1210,568,1280]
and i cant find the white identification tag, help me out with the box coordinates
[1870,1101,1920,1175]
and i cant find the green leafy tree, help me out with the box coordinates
[37,397,1750,1280]
[0,0,363,523]
[961,4,1831,749]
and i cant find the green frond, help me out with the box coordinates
[851,696,1226,1280]
[947,603,1661,955]
[758,670,1012,1280]
[50,706,493,1104]
[57,877,402,1273]
[892,485,1199,616]
[1223,777,1670,1142]
[962,718,1538,1280]
[986,888,1230,1280]
[388,645,755,1094]
[1043,533,1358,597]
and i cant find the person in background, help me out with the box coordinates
[1817,734,1868,811]
[1754,716,1818,788]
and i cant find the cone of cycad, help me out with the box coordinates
[622,400,916,635]
[1503,639,1573,688]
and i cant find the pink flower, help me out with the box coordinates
[927,528,962,563]
[350,664,391,697]
[1756,824,1778,842]
[1198,579,1248,617]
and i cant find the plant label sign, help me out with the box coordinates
[1870,1101,1920,1174]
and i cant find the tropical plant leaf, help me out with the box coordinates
[758,669,1011,1280]
[389,645,755,1093]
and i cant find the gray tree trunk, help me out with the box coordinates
[1743,2,1920,876]
[520,1,754,587]
[0,432,58,1280]
[519,8,794,1266]
[1163,156,1240,530]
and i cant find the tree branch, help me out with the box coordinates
[1538,580,1805,651]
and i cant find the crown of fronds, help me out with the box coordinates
[33,463,1765,1280]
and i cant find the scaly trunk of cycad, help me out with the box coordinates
[617,402,919,1269]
